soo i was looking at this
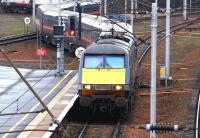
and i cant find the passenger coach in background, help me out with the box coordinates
[35,3,132,53]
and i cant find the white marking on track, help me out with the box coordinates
[64,93,75,97]
[57,100,71,105]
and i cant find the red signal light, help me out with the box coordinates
[68,29,76,36]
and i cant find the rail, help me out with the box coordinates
[78,121,89,138]
[195,89,200,138]
[137,17,200,65]
[0,32,37,46]
[77,117,122,138]
[111,118,122,138]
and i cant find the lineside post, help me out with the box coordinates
[131,0,134,33]
[104,0,107,16]
[56,0,65,76]
[150,3,158,138]
[164,0,172,86]
[183,0,187,20]
[134,0,138,18]
[100,0,102,15]
[32,0,35,30]
[77,3,82,40]
[125,0,127,23]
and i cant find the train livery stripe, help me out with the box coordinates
[42,25,54,31]
[82,68,126,84]
[15,2,31,5]
[42,25,93,44]
[81,37,93,44]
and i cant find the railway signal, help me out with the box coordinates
[53,25,65,76]
[68,16,76,37]
[36,48,47,56]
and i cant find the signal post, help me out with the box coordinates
[54,25,65,76]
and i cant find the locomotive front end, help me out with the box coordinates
[78,42,132,113]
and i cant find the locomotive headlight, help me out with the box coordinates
[84,85,92,90]
[115,85,123,90]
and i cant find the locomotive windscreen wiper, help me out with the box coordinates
[96,62,103,68]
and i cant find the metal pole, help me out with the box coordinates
[40,47,42,69]
[58,0,61,25]
[100,0,102,15]
[183,0,187,20]
[37,30,39,49]
[155,0,158,4]
[32,0,35,30]
[134,0,138,18]
[56,0,64,76]
[190,0,191,15]
[131,0,134,33]
[74,0,76,12]
[150,3,157,138]
[165,0,171,85]
[78,3,82,40]
[104,0,107,16]
[125,0,127,23]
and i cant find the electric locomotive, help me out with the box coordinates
[78,33,137,113]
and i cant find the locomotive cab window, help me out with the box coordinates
[105,55,124,68]
[84,55,104,68]
[84,55,125,69]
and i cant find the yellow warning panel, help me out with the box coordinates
[82,68,126,84]
[160,66,166,79]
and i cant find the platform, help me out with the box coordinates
[0,66,78,138]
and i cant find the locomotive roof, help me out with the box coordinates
[84,39,130,55]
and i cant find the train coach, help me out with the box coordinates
[1,0,32,13]
[35,3,132,52]
[78,33,137,113]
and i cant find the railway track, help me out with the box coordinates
[77,117,122,138]
[0,32,36,46]
[137,17,200,65]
